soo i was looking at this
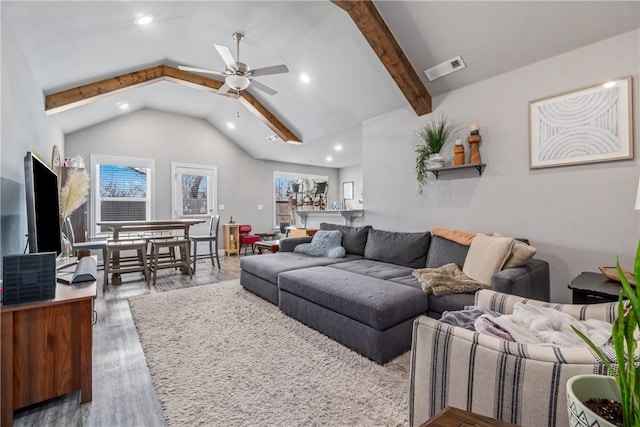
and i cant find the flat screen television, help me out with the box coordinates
[24,151,62,255]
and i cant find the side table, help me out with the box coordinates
[419,406,517,427]
[568,272,622,304]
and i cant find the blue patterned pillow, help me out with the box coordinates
[293,230,345,258]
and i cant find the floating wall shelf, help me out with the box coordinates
[428,163,486,179]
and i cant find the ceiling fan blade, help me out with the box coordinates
[214,44,238,70]
[217,83,231,95]
[178,65,227,78]
[250,64,289,77]
[249,79,277,95]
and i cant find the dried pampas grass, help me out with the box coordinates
[60,169,90,220]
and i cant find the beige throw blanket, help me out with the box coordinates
[412,263,489,296]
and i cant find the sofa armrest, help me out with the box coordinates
[279,237,313,252]
[409,315,603,427]
[474,289,619,321]
[490,258,550,302]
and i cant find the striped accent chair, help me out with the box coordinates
[409,289,618,427]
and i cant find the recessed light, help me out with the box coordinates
[117,103,129,110]
[135,15,153,25]
[603,81,616,88]
[299,73,311,84]
[227,122,235,130]
[325,156,333,162]
[334,144,343,151]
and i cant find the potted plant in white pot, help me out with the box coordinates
[414,113,461,194]
[568,241,640,427]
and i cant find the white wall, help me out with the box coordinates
[0,19,64,269]
[64,109,339,238]
[363,29,640,302]
[339,165,364,211]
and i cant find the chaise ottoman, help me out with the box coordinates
[278,266,430,363]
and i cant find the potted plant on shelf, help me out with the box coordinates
[414,113,462,194]
[568,241,640,427]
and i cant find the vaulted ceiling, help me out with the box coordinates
[2,1,638,168]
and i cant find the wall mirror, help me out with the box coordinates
[343,181,354,200]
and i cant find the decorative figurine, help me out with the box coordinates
[468,122,482,164]
[454,139,465,166]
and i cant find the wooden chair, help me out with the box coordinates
[104,239,149,291]
[190,215,221,272]
[238,224,260,255]
[148,237,192,286]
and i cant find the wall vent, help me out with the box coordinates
[424,55,466,81]
[266,134,280,142]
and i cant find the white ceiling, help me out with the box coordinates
[3,1,639,168]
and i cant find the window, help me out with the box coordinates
[171,163,217,218]
[91,154,155,236]
[273,171,328,226]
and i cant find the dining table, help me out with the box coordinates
[96,219,205,285]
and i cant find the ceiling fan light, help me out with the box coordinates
[225,75,251,91]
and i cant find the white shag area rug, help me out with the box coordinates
[129,280,410,427]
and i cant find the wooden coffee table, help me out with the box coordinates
[420,406,517,427]
[255,240,280,254]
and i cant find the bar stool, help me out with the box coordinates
[103,239,149,291]
[148,238,192,287]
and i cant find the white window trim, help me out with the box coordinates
[170,162,218,219]
[90,154,155,237]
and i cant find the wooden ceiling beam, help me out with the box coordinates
[332,0,432,116]
[44,65,301,143]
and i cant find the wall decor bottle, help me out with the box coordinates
[454,139,465,166]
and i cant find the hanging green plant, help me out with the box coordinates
[414,113,462,194]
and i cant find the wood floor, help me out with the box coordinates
[12,254,242,427]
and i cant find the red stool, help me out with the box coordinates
[239,225,260,255]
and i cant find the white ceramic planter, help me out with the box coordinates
[567,374,621,427]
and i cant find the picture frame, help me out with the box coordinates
[342,181,354,200]
[529,76,633,169]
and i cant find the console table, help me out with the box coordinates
[1,281,96,427]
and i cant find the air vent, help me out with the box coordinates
[266,134,280,142]
[424,55,466,81]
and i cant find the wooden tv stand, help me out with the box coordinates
[1,280,96,427]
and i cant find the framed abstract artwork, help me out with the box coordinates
[529,76,633,169]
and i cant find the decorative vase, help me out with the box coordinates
[567,374,620,427]
[427,153,445,170]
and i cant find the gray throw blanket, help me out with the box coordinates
[439,306,501,331]
[412,263,489,296]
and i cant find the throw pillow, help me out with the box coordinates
[462,234,515,285]
[430,227,477,246]
[293,230,345,258]
[503,240,537,269]
[319,223,371,256]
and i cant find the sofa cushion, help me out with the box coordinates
[428,293,476,316]
[425,235,470,269]
[328,259,414,280]
[463,234,515,285]
[364,229,431,268]
[293,230,345,258]
[240,252,357,284]
[278,266,429,330]
[319,223,372,256]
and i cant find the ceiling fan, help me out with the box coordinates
[178,32,289,96]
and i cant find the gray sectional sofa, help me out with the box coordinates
[240,223,550,364]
